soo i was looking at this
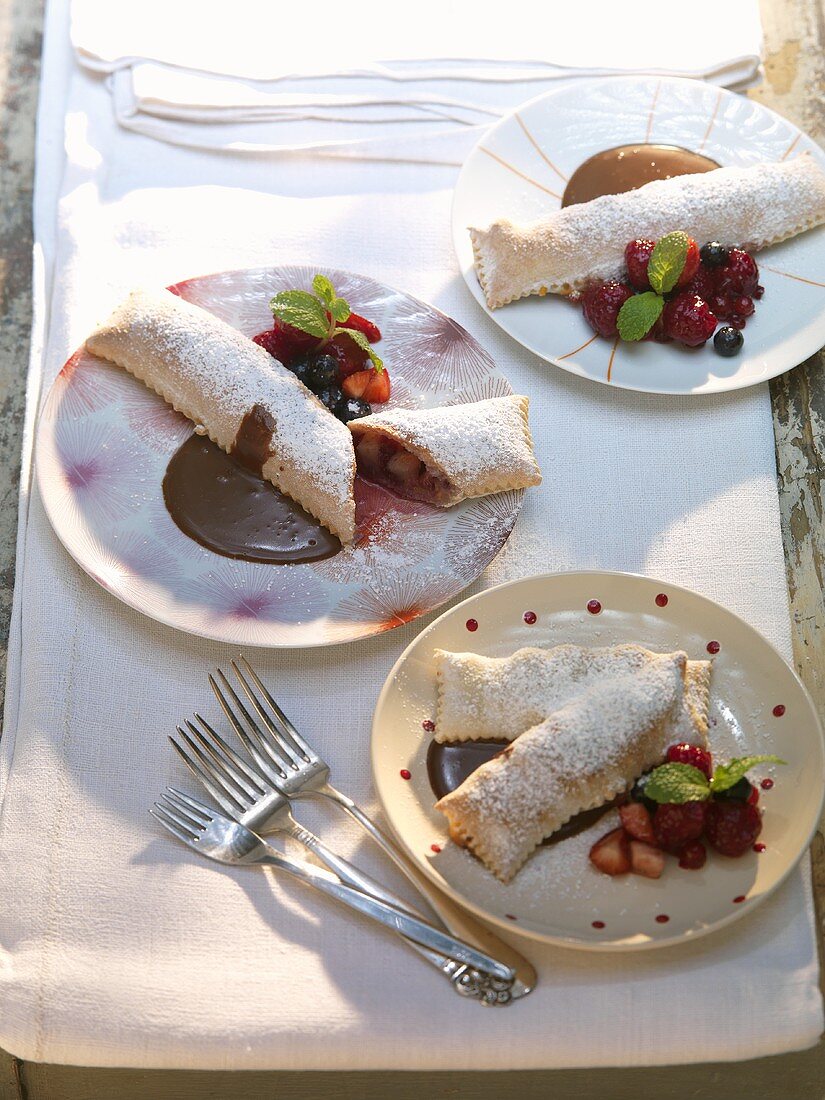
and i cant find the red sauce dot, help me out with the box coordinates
[753,843,766,853]
[733,895,746,904]
[399,769,411,780]
[706,640,720,654]
[772,705,785,717]
[655,914,670,924]
[430,843,441,853]
[591,920,605,929]
[505,913,517,921]
[761,777,774,790]
[422,719,435,732]
[465,618,478,632]
[655,593,669,607]
[587,599,602,615]
[523,610,537,625]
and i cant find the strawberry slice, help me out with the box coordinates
[343,311,381,343]
[675,237,701,289]
[342,368,391,404]
[619,803,657,845]
[589,827,631,876]
[629,840,665,879]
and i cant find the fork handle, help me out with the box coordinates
[315,785,537,1000]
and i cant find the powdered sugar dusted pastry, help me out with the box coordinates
[434,643,711,745]
[349,395,541,506]
[470,154,825,309]
[86,289,356,542]
[436,652,688,881]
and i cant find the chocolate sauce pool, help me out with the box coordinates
[162,405,340,564]
[426,738,616,846]
[561,143,719,207]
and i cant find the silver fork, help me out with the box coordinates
[209,656,536,1001]
[169,714,513,1001]
[150,788,513,990]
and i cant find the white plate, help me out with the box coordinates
[371,572,825,950]
[36,266,523,647]
[452,76,825,395]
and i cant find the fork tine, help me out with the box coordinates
[150,806,197,845]
[169,729,243,816]
[210,670,294,775]
[178,723,251,806]
[185,717,263,802]
[231,659,310,765]
[190,713,268,793]
[236,656,316,761]
[153,798,204,837]
[163,786,212,824]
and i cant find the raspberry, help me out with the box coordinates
[624,239,655,290]
[581,281,635,338]
[678,840,707,870]
[682,266,716,302]
[666,742,712,778]
[326,332,370,376]
[710,294,734,320]
[715,248,759,297]
[753,284,765,300]
[254,320,319,365]
[653,801,708,853]
[732,295,755,318]
[675,237,700,288]
[662,293,718,346]
[705,801,762,857]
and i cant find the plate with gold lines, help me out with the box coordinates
[451,76,825,395]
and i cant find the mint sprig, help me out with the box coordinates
[644,754,786,804]
[269,273,384,371]
[616,291,664,341]
[647,231,689,295]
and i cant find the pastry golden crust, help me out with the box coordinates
[86,289,357,543]
[435,652,688,882]
[349,395,541,507]
[470,154,825,309]
[434,643,711,745]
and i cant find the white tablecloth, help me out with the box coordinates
[0,0,820,1071]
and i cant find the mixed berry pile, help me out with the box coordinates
[588,742,782,880]
[253,274,390,424]
[576,233,763,357]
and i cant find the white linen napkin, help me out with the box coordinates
[0,0,820,1072]
[73,0,764,159]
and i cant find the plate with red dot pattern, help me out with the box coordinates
[36,265,525,647]
[452,76,825,394]
[371,571,825,949]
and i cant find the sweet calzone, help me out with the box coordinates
[434,643,711,745]
[86,289,357,543]
[349,394,541,506]
[435,651,689,882]
[470,154,825,309]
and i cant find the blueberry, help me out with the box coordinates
[306,353,339,392]
[713,777,753,802]
[316,384,343,413]
[700,242,730,268]
[334,395,372,424]
[287,353,316,388]
[713,325,744,357]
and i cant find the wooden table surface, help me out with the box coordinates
[0,1,822,1096]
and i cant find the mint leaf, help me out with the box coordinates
[648,231,689,295]
[710,755,786,793]
[338,326,384,371]
[269,290,329,339]
[644,763,710,804]
[329,298,351,324]
[616,291,664,341]
[312,274,336,307]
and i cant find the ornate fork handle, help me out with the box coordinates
[288,820,515,1003]
[309,783,537,1001]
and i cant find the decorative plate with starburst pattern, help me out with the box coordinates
[36,267,523,646]
[452,76,825,394]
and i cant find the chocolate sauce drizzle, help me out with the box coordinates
[562,143,720,207]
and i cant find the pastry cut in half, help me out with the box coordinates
[434,643,711,746]
[469,154,825,309]
[86,289,357,543]
[435,650,691,882]
[349,394,541,506]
